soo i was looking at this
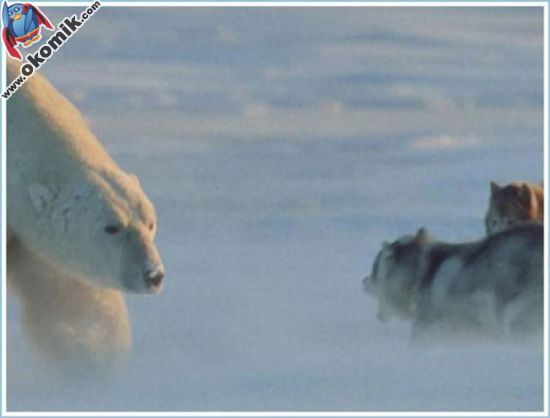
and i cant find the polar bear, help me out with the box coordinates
[6,60,165,373]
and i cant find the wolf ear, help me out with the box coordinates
[518,184,532,206]
[28,183,54,214]
[416,227,430,243]
[490,181,500,196]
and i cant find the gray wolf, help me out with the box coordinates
[363,224,543,342]
[485,181,543,234]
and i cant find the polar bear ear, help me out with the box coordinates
[28,183,54,214]
[128,173,141,186]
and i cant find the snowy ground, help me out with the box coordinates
[5,6,545,412]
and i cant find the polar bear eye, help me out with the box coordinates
[148,222,155,231]
[104,225,120,235]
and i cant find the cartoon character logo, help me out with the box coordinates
[2,1,53,60]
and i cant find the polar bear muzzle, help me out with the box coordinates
[143,260,165,294]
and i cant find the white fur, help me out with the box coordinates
[7,60,164,373]
[7,60,164,293]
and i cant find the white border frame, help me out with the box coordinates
[1,2,547,417]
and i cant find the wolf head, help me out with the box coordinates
[485,181,544,235]
[363,228,431,322]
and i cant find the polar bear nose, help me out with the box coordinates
[144,266,164,293]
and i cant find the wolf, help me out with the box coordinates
[485,181,544,235]
[363,223,543,342]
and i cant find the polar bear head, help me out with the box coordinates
[27,168,165,294]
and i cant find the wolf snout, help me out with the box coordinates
[362,275,373,294]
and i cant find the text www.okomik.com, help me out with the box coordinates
[2,1,101,100]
